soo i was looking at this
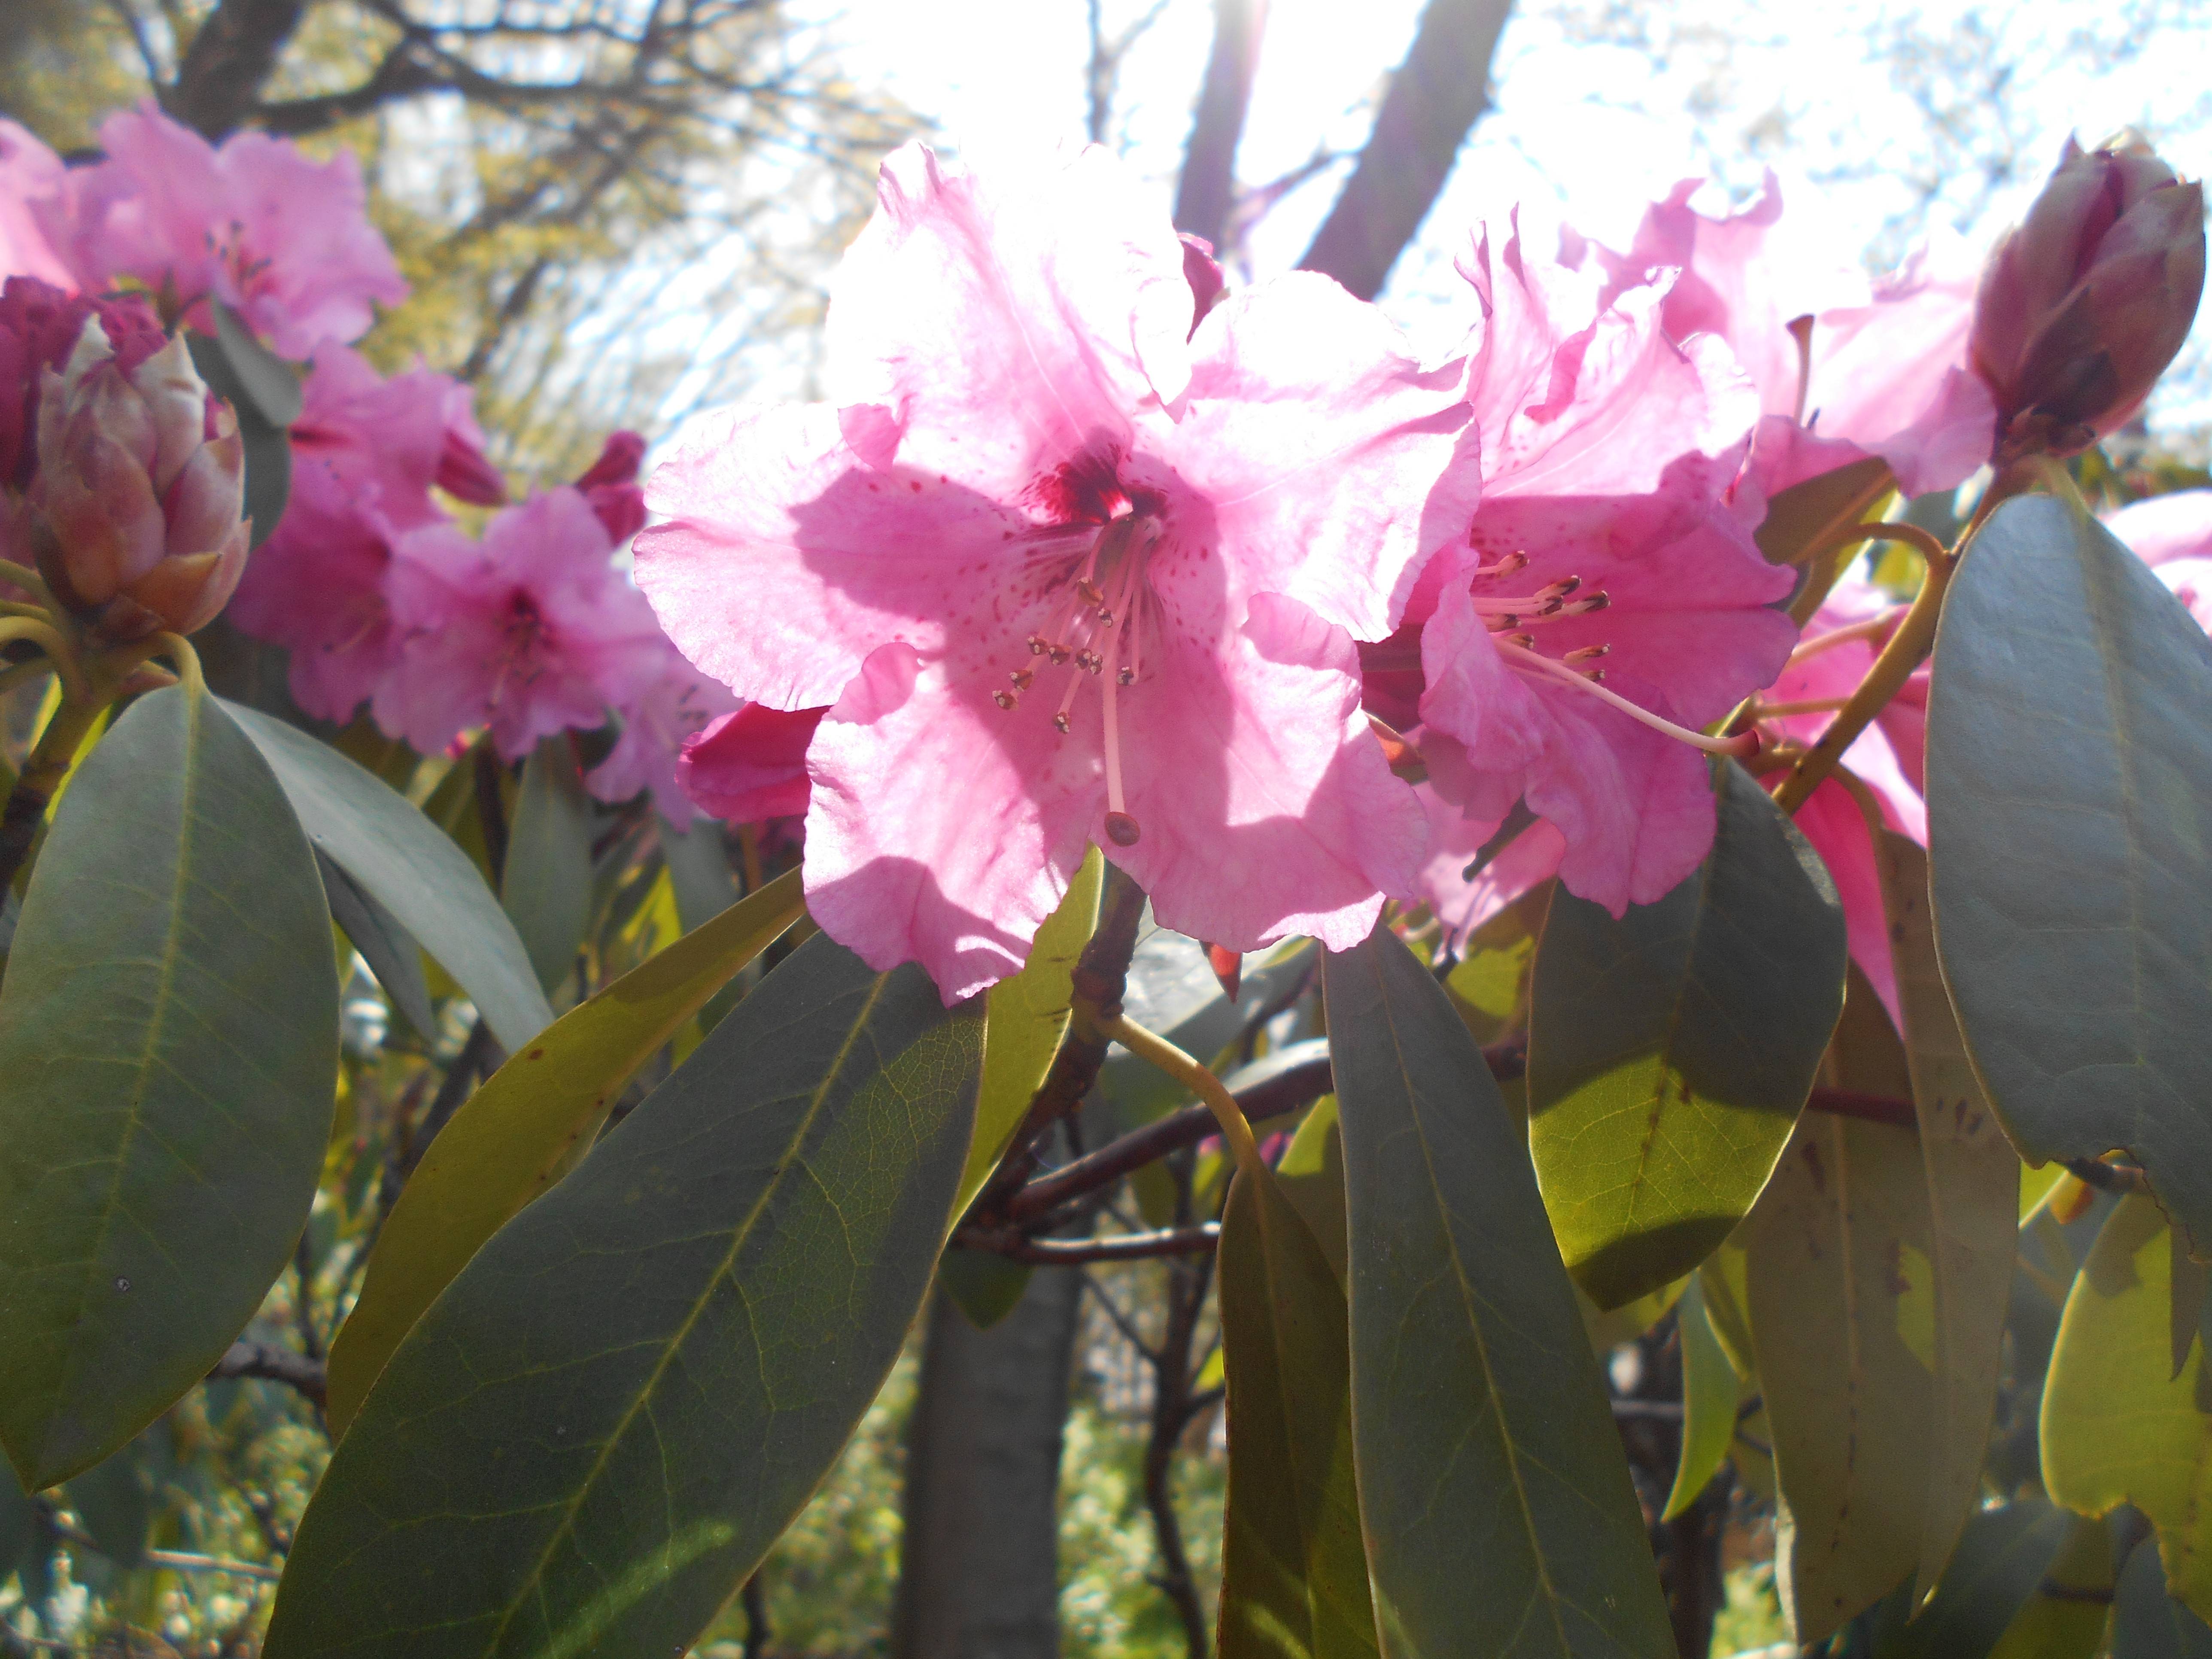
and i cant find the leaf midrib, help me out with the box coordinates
[483,970,893,1657]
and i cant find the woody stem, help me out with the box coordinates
[0,692,103,897]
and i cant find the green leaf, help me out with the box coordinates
[1925,495,2212,1254]
[262,935,981,1659]
[1528,760,1848,1309]
[1875,831,2020,1597]
[319,848,436,1042]
[1984,1511,2112,1659]
[1871,1498,2078,1659]
[2042,1195,2212,1622]
[1662,1276,1736,1521]
[1216,1163,1378,1659]
[1323,925,1673,1659]
[503,737,595,995]
[64,1449,152,1569]
[655,816,737,934]
[1744,1095,1938,1644]
[322,867,807,1437]
[1274,1095,1349,1289]
[960,848,1103,1216]
[2116,1536,2212,1658]
[936,1247,1031,1331]
[224,702,553,1053]
[211,300,304,428]
[0,686,338,1489]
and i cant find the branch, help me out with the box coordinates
[1172,0,1269,249]
[208,1338,327,1407]
[164,0,308,139]
[1298,0,1516,298]
[955,1224,1221,1264]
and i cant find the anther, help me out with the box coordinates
[1077,580,1106,606]
[1505,633,1536,650]
[1117,665,1136,685]
[1095,607,1115,625]
[1486,613,1521,630]
[1027,633,1050,656]
[993,690,1018,709]
[1053,711,1072,733]
[1471,550,1529,577]
[1009,668,1035,690]
[1076,649,1104,675]
[1583,668,1607,683]
[1539,576,1583,600]
[1105,810,1142,847]
[1048,644,1071,665]
[1563,644,1610,663]
[1568,592,1611,614]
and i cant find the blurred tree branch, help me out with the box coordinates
[1172,0,1267,249]
[1299,0,1516,298]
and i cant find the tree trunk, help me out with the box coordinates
[892,1267,1085,1659]
[1297,0,1516,299]
[1173,0,1270,251]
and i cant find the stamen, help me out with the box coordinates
[1537,576,1583,600]
[1076,649,1104,675]
[1048,644,1071,665]
[1562,592,1610,615]
[1469,550,1529,577]
[993,690,1018,709]
[1009,668,1035,691]
[1027,634,1050,656]
[1102,633,1139,845]
[1503,632,1536,650]
[1785,611,1903,668]
[1563,644,1610,663]
[1496,640,1758,758]
[1483,612,1522,630]
[1077,579,1106,607]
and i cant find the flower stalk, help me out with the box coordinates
[1098,1013,1266,1184]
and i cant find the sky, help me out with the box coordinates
[787,0,2212,437]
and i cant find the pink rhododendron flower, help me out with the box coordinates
[59,105,406,358]
[227,462,405,722]
[574,431,647,544]
[1743,573,1928,1024]
[1403,223,1796,925]
[1,277,164,491]
[0,122,71,288]
[2107,489,2212,629]
[1597,174,1996,499]
[376,485,668,760]
[638,141,1477,999]
[585,645,739,822]
[287,343,503,532]
[676,702,826,825]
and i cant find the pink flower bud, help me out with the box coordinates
[28,317,249,640]
[1972,131,2206,461]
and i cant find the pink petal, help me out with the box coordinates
[2106,489,2212,567]
[0,121,73,288]
[1161,271,1478,641]
[676,703,825,824]
[1796,778,1899,1029]
[228,466,401,722]
[824,142,1195,500]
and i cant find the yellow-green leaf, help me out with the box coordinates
[957,848,1102,1217]
[1877,831,2020,1597]
[2043,1195,2212,1623]
[323,868,806,1436]
[1663,1277,1736,1521]
[1274,1096,1348,1290]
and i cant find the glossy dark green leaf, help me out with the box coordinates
[1324,925,1673,1659]
[263,935,981,1659]
[225,702,552,1052]
[323,869,807,1438]
[502,737,595,994]
[319,848,436,1041]
[2117,1537,2212,1658]
[1875,832,2018,1597]
[0,686,338,1489]
[1926,494,2212,1254]
[1872,1498,2075,1659]
[1217,1162,1376,1659]
[1528,760,1848,1309]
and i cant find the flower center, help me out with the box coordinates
[992,507,1164,846]
[1477,552,1755,760]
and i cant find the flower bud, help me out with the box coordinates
[1972,131,2206,462]
[29,317,250,641]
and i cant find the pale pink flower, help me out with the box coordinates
[585,644,739,822]
[638,142,1475,999]
[1404,223,1797,924]
[288,343,503,532]
[2106,489,2212,630]
[0,121,72,288]
[375,486,668,760]
[1598,174,1996,499]
[227,462,405,723]
[676,703,826,825]
[61,105,406,358]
